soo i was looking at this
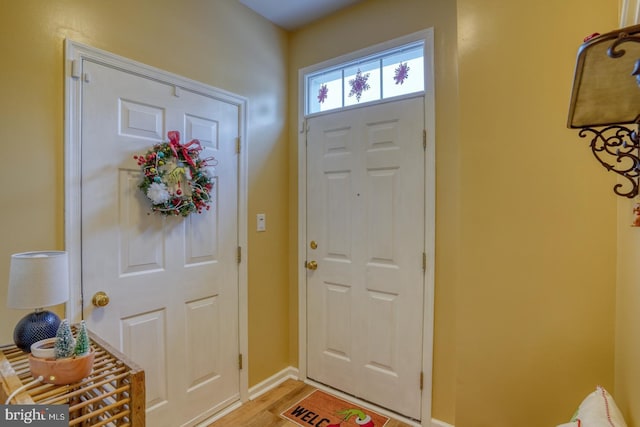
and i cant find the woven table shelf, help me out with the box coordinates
[0,329,145,427]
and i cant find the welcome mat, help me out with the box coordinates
[280,389,390,427]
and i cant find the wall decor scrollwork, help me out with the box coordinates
[578,125,640,198]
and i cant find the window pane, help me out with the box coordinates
[382,44,424,98]
[308,69,343,114]
[304,40,425,116]
[344,59,380,107]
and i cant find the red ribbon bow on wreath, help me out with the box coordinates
[167,130,202,169]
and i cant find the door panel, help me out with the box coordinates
[81,59,239,427]
[122,310,168,409]
[307,97,425,419]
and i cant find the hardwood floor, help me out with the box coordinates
[206,379,413,427]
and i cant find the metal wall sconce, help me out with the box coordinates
[568,24,640,198]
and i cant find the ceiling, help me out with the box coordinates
[238,0,364,31]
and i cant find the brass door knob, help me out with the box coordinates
[306,260,318,270]
[92,291,110,307]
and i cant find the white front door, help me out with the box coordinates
[80,59,240,427]
[306,97,425,420]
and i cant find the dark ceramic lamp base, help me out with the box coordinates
[13,310,61,352]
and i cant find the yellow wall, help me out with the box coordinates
[290,0,618,425]
[456,1,617,425]
[616,202,640,424]
[0,0,291,386]
[615,3,640,425]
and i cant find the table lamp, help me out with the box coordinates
[7,251,70,352]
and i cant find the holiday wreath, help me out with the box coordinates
[134,131,216,217]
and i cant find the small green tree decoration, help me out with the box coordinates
[73,320,90,356]
[54,319,75,359]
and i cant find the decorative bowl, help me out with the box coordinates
[29,350,95,385]
[30,338,57,359]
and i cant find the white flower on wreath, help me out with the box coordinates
[147,182,171,204]
[203,166,216,181]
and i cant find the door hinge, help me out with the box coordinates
[423,129,427,150]
[237,246,242,264]
[236,137,241,154]
[420,371,424,390]
[422,252,427,272]
[71,59,81,79]
[239,353,243,370]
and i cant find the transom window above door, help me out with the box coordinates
[305,40,425,115]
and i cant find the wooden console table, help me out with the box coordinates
[0,331,145,426]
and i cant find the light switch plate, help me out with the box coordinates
[257,213,266,232]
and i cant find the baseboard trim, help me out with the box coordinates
[248,366,300,400]
[431,419,455,427]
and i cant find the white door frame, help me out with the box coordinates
[297,29,435,425]
[63,39,250,403]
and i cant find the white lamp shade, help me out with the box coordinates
[8,251,70,309]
